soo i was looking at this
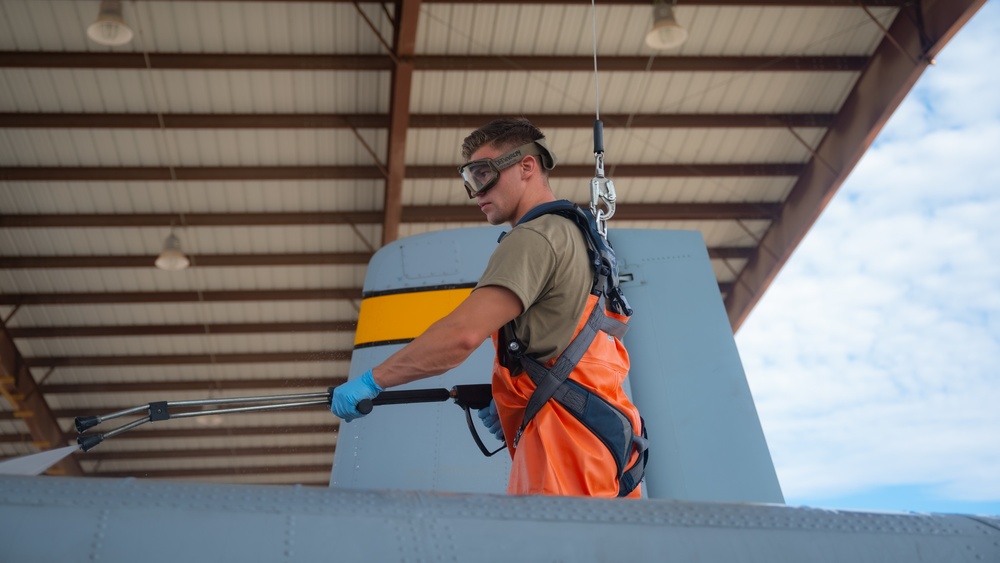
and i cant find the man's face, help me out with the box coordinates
[466,144,524,226]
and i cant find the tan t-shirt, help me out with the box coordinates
[475,214,593,363]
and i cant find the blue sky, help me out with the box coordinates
[735,3,1000,515]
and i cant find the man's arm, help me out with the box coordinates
[371,285,523,389]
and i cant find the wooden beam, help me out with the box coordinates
[0,252,372,269]
[10,322,356,339]
[0,326,82,474]
[724,0,988,330]
[0,163,802,181]
[0,289,362,306]
[0,52,866,72]
[0,203,780,228]
[24,350,352,368]
[0,112,835,129]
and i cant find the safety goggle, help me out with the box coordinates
[457,142,545,199]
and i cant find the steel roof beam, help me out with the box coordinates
[89,464,333,479]
[78,445,336,462]
[382,0,422,245]
[0,113,389,129]
[0,166,384,181]
[0,204,779,229]
[0,247,750,270]
[0,253,372,269]
[0,52,867,72]
[0,112,835,129]
[0,289,362,306]
[0,164,803,181]
[24,351,352,368]
[144,1,903,6]
[51,405,337,418]
[412,113,836,129]
[65,424,338,440]
[2,283,733,307]
[0,212,385,228]
[0,425,332,439]
[11,322,356,339]
[725,0,987,331]
[40,378,346,394]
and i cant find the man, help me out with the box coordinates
[331,118,645,497]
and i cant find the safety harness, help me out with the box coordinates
[497,199,649,497]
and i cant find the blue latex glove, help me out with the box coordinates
[330,369,383,423]
[477,399,505,441]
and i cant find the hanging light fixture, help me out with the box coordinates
[155,229,190,271]
[645,0,688,51]
[86,0,134,47]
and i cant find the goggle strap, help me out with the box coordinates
[491,142,543,171]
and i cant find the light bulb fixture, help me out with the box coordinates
[645,1,688,51]
[87,0,134,47]
[155,230,190,271]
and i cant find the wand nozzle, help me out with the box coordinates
[75,416,101,433]
[77,434,105,452]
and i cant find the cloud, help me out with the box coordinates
[736,5,1000,506]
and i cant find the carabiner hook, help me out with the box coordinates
[590,120,616,237]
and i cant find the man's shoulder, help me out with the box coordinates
[515,212,581,241]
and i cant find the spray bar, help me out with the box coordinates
[74,384,493,452]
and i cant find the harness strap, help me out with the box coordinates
[499,200,647,495]
[508,294,647,497]
[512,293,609,448]
[619,421,649,497]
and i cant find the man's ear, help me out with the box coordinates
[520,154,539,179]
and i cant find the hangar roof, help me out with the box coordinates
[0,0,985,485]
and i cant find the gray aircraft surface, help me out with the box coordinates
[1,224,998,562]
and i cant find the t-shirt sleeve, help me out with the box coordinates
[475,226,557,311]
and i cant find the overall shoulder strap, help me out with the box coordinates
[515,199,578,226]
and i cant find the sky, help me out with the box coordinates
[735,2,1000,515]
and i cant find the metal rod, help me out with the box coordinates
[90,405,150,425]
[166,392,330,408]
[169,400,332,419]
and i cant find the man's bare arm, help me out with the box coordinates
[370,285,523,389]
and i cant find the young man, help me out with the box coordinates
[331,118,645,497]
